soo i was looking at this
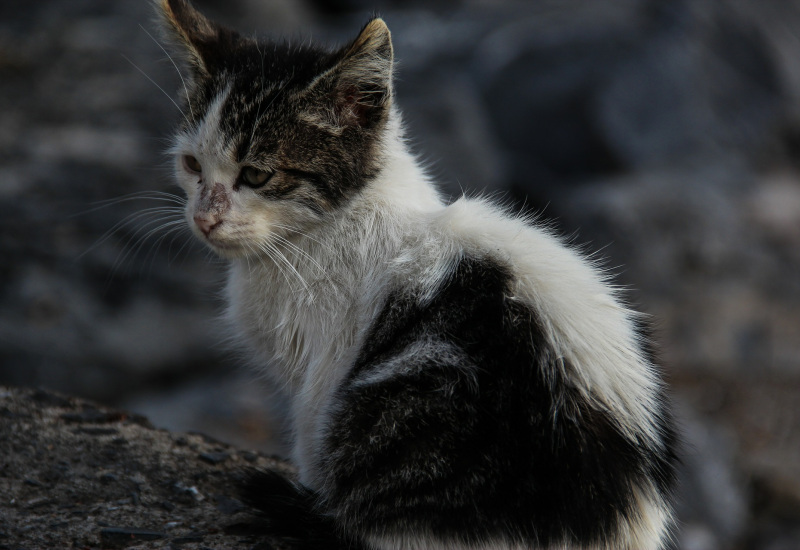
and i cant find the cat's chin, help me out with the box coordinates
[203,239,249,259]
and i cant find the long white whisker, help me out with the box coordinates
[261,239,310,294]
[122,54,190,126]
[272,224,329,249]
[78,206,185,262]
[127,220,186,271]
[111,216,186,273]
[112,210,184,256]
[267,241,311,296]
[139,24,195,122]
[242,241,255,272]
[169,227,199,268]
[75,191,186,217]
[255,241,295,290]
[271,234,325,275]
[110,207,186,235]
[146,221,190,273]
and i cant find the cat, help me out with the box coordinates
[157,0,678,548]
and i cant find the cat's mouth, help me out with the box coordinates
[202,235,246,258]
[190,217,242,255]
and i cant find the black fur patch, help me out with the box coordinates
[316,256,677,547]
[241,469,370,550]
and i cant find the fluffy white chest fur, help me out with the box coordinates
[225,132,442,477]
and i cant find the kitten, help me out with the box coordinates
[157,1,678,548]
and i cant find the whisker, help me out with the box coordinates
[75,190,186,217]
[110,216,186,274]
[267,242,312,297]
[271,234,326,275]
[242,241,254,271]
[272,223,329,249]
[262,239,309,293]
[254,241,296,291]
[139,24,195,121]
[110,208,184,256]
[122,54,190,126]
[136,220,184,275]
[78,206,185,262]
[169,227,200,268]
[146,222,194,274]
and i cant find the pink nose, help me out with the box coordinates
[193,213,220,236]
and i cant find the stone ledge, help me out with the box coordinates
[0,386,290,549]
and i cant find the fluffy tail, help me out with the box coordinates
[241,469,368,550]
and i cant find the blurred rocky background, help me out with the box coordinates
[1,0,799,548]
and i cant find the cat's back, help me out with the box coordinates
[308,197,676,549]
[426,196,661,427]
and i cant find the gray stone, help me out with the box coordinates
[0,386,291,549]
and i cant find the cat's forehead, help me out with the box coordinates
[182,40,336,162]
[206,39,336,109]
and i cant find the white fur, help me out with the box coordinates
[364,488,671,550]
[175,92,671,547]
[368,520,669,550]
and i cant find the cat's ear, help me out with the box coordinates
[157,0,239,80]
[309,18,394,129]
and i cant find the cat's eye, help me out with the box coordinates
[239,166,273,188]
[183,155,202,174]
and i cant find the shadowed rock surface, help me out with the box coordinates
[0,386,289,549]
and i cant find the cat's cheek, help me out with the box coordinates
[175,174,201,202]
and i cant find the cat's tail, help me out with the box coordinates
[241,469,369,550]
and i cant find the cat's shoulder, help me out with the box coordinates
[427,196,615,305]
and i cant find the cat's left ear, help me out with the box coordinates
[157,0,240,81]
[312,18,394,129]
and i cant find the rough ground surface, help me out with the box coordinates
[0,386,289,550]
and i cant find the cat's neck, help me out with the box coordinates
[358,109,443,216]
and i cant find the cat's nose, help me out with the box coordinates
[194,213,220,236]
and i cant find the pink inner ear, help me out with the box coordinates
[336,85,370,127]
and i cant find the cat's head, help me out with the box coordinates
[158,0,394,258]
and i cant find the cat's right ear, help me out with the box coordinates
[156,0,238,81]
[300,18,394,131]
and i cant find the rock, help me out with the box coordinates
[0,386,291,549]
[475,0,645,189]
[673,400,750,549]
[99,527,167,547]
[595,0,783,170]
[199,452,231,465]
